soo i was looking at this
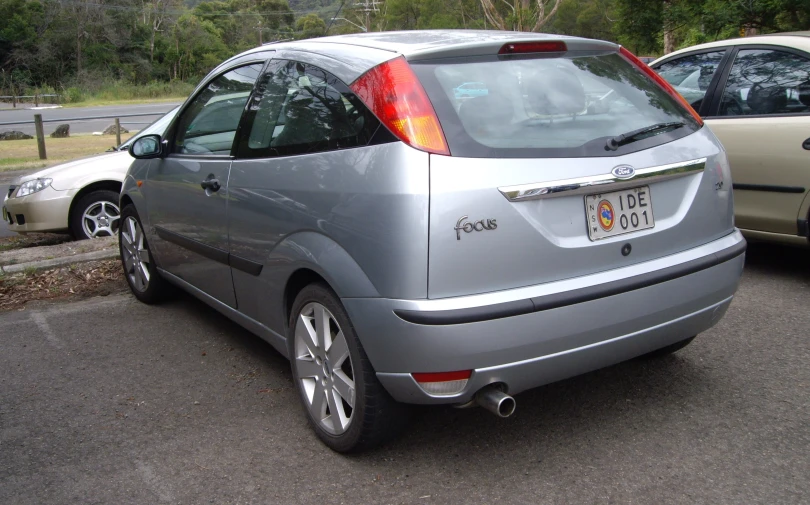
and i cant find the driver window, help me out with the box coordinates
[173,64,263,155]
[655,51,725,112]
[719,49,810,117]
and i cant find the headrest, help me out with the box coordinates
[523,67,586,116]
[746,83,787,115]
[797,80,810,107]
[457,94,514,130]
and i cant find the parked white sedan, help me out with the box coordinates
[2,107,178,239]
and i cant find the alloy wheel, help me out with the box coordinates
[120,216,151,292]
[81,201,120,238]
[294,302,356,435]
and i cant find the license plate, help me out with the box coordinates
[585,186,655,241]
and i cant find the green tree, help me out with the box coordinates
[296,13,327,38]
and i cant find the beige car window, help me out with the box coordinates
[657,51,725,111]
[173,64,263,155]
[719,49,810,117]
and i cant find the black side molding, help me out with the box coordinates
[229,253,263,276]
[732,183,805,194]
[155,226,263,276]
[395,239,747,326]
[156,226,229,264]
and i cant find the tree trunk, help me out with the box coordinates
[662,0,674,54]
[76,34,82,74]
[663,28,675,54]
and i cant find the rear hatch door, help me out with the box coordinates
[411,43,734,298]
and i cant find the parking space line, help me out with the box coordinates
[30,312,63,349]
[135,461,175,503]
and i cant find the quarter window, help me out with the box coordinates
[172,64,263,155]
[718,49,810,116]
[656,51,725,112]
[237,59,379,158]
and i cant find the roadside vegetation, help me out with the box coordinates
[0,133,133,172]
[1,0,809,105]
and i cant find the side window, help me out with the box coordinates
[237,59,379,158]
[656,51,725,112]
[718,49,810,117]
[173,63,263,155]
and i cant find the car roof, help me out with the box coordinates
[651,32,810,65]
[228,30,616,66]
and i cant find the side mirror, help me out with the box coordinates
[129,134,164,159]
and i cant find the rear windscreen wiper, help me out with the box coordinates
[606,121,685,151]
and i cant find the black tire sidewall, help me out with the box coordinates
[287,283,371,452]
[70,189,121,240]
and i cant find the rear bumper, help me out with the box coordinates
[342,230,745,405]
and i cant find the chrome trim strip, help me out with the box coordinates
[498,157,707,202]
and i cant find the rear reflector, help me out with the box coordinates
[499,41,567,55]
[412,370,472,396]
[619,46,704,126]
[350,56,450,155]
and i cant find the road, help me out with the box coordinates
[0,102,179,136]
[1,243,808,504]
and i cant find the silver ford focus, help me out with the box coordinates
[121,30,745,452]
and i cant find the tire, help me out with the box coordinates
[641,336,696,359]
[70,189,121,240]
[119,203,168,304]
[288,283,410,452]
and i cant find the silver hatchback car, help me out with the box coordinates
[122,30,745,452]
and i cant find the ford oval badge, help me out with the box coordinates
[611,165,636,179]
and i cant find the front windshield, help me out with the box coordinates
[118,106,180,150]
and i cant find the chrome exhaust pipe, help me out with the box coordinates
[475,385,516,418]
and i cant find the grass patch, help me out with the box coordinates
[0,133,134,172]
[60,96,185,108]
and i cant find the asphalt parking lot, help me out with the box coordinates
[1,242,808,504]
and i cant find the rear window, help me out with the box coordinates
[411,52,701,158]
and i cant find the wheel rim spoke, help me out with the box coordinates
[327,331,349,366]
[296,357,320,379]
[332,370,355,409]
[310,381,328,421]
[314,304,331,349]
[296,313,320,356]
[325,387,347,433]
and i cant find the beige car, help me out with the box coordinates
[652,32,810,246]
[3,108,177,239]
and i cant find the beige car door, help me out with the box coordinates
[706,47,810,236]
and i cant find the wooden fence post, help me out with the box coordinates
[115,118,121,147]
[12,94,16,108]
[34,93,39,107]
[34,113,47,160]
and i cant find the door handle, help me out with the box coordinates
[200,175,221,192]
[803,138,810,151]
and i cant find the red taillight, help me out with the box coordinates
[619,46,704,126]
[350,56,450,155]
[412,370,472,383]
[412,370,472,396]
[499,41,567,55]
